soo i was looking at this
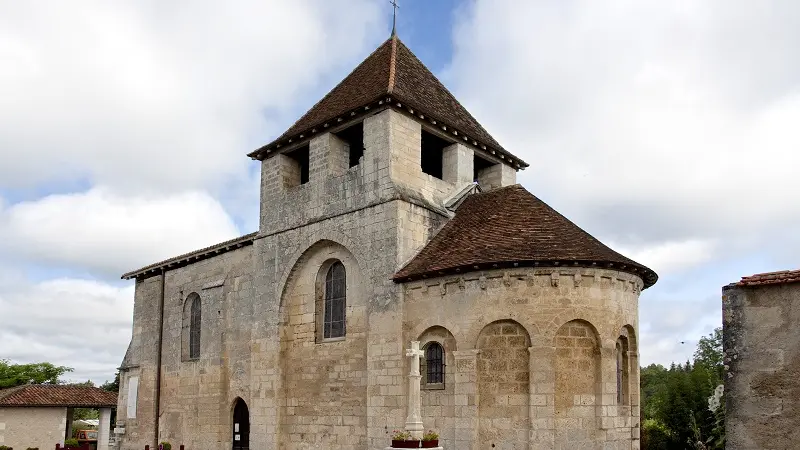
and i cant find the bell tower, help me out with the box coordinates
[247,35,528,448]
[250,34,525,238]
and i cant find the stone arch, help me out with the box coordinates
[181,292,202,361]
[417,326,457,387]
[544,310,607,342]
[276,232,367,303]
[553,319,601,448]
[409,319,461,350]
[476,320,531,449]
[619,324,637,352]
[465,311,539,350]
[276,238,367,448]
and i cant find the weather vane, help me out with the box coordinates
[390,0,399,36]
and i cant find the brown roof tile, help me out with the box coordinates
[736,269,800,287]
[249,36,525,167]
[0,385,118,408]
[393,185,658,288]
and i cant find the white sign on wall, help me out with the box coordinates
[127,376,139,419]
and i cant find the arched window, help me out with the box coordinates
[425,342,444,386]
[616,336,629,404]
[323,261,346,339]
[189,294,201,359]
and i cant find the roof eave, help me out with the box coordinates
[247,97,529,169]
[121,232,257,280]
[393,259,657,289]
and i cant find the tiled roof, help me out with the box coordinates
[393,185,658,288]
[0,385,118,408]
[736,269,800,287]
[248,36,526,168]
[121,232,257,280]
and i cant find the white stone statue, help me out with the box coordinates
[404,340,424,439]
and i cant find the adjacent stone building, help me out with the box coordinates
[0,384,117,450]
[723,269,800,449]
[115,34,657,450]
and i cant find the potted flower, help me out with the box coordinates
[390,429,419,448]
[422,429,439,448]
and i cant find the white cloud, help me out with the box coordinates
[0,271,133,384]
[447,0,800,248]
[609,239,717,276]
[0,186,240,276]
[639,292,722,367]
[0,0,384,193]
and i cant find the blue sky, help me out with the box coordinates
[1,0,799,384]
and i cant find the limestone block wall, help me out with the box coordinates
[0,406,67,449]
[251,196,446,449]
[277,240,368,449]
[477,320,531,450]
[158,246,253,449]
[117,246,253,450]
[723,282,800,449]
[403,267,642,450]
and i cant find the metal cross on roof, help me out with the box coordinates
[390,0,399,36]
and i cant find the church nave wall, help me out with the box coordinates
[120,245,254,450]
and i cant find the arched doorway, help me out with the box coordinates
[232,398,250,450]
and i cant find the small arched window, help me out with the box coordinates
[616,336,629,404]
[324,261,346,339]
[425,342,444,386]
[189,294,201,359]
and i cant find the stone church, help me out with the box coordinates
[115,33,657,450]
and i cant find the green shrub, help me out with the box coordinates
[63,438,79,448]
[26,447,39,450]
[159,442,172,450]
[0,445,12,450]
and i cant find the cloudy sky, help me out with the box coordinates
[1,0,797,384]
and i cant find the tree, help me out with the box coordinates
[641,327,725,449]
[101,370,120,393]
[694,327,723,382]
[0,359,73,388]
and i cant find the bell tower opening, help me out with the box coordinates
[421,130,448,180]
[334,121,365,168]
[286,144,310,186]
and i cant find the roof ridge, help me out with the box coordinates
[254,37,394,154]
[387,34,398,94]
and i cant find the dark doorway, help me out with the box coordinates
[232,398,250,450]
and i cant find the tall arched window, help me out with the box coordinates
[616,336,629,404]
[189,294,201,359]
[324,261,346,339]
[425,342,444,386]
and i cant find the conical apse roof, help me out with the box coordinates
[248,35,527,168]
[394,185,658,288]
